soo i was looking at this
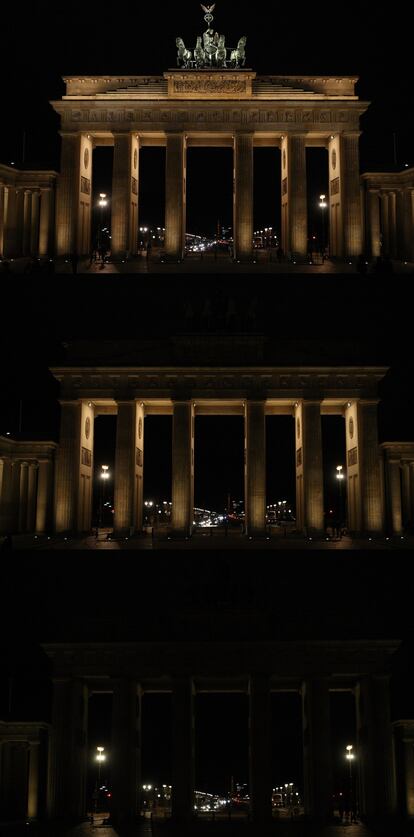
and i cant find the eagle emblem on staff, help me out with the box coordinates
[176,4,247,68]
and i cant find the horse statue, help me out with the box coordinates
[194,35,205,67]
[176,37,193,68]
[216,34,227,67]
[230,36,247,68]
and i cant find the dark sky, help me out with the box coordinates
[1,0,413,234]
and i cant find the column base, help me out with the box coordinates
[113,527,134,539]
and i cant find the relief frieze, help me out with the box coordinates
[66,106,357,128]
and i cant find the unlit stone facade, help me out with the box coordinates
[0,437,57,535]
[0,164,56,258]
[362,168,414,261]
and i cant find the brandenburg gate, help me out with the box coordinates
[51,10,368,261]
[51,364,386,538]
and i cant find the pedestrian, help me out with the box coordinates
[1,534,13,552]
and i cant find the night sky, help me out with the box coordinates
[2,0,414,804]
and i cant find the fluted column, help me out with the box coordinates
[18,461,29,533]
[165,132,186,260]
[0,183,4,255]
[244,401,266,536]
[0,457,14,534]
[39,188,52,256]
[387,459,402,535]
[396,191,405,260]
[48,679,88,819]
[359,401,383,534]
[342,133,363,256]
[401,462,411,527]
[403,189,414,262]
[56,133,92,256]
[111,133,140,258]
[249,675,272,823]
[172,401,194,537]
[281,134,307,257]
[410,462,414,522]
[23,190,32,255]
[111,679,140,823]
[233,132,254,261]
[295,401,324,535]
[389,192,397,257]
[30,190,40,255]
[114,402,138,537]
[393,722,414,819]
[10,460,22,532]
[36,459,53,533]
[302,679,332,821]
[3,186,18,257]
[172,677,194,823]
[26,462,38,533]
[357,676,396,822]
[54,402,81,533]
[368,190,381,258]
[345,401,361,533]
[381,193,390,254]
[27,741,40,819]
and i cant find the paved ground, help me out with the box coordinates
[1,820,412,837]
[5,531,412,551]
[2,255,413,275]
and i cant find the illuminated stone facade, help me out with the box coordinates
[361,168,414,261]
[0,164,56,258]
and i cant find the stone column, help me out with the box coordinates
[389,192,397,258]
[345,401,362,533]
[401,462,411,527]
[342,133,363,257]
[172,677,194,823]
[387,459,402,535]
[393,722,414,820]
[165,132,186,260]
[302,679,333,821]
[10,459,22,532]
[111,679,140,823]
[111,133,139,258]
[356,676,396,822]
[54,402,81,533]
[27,741,40,819]
[244,401,266,536]
[134,402,145,532]
[359,401,383,534]
[39,188,52,256]
[281,134,307,257]
[23,190,32,255]
[403,189,414,262]
[409,462,414,522]
[48,679,88,819]
[30,190,40,255]
[2,186,18,257]
[233,132,254,261]
[295,402,324,535]
[0,457,14,534]
[114,402,138,537]
[56,133,92,256]
[396,191,405,260]
[18,461,29,533]
[0,182,4,255]
[172,401,194,537]
[26,462,38,533]
[381,193,390,254]
[368,190,381,258]
[249,675,272,823]
[36,459,53,533]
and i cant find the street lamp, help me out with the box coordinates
[345,745,356,820]
[336,465,345,534]
[98,193,108,253]
[100,465,110,527]
[319,194,328,258]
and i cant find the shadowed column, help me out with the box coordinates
[48,679,88,820]
[368,189,381,258]
[165,132,186,260]
[172,401,194,537]
[342,133,363,257]
[172,677,194,823]
[114,402,138,537]
[302,678,332,822]
[357,676,397,822]
[111,133,140,258]
[54,402,81,533]
[36,459,53,534]
[111,679,140,823]
[295,401,324,535]
[233,132,253,261]
[249,674,272,823]
[359,401,384,534]
[30,190,40,255]
[244,401,266,536]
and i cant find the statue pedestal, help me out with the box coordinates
[164,70,256,99]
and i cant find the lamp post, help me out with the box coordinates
[345,745,356,821]
[336,465,345,534]
[100,465,110,528]
[98,193,108,254]
[319,195,328,259]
